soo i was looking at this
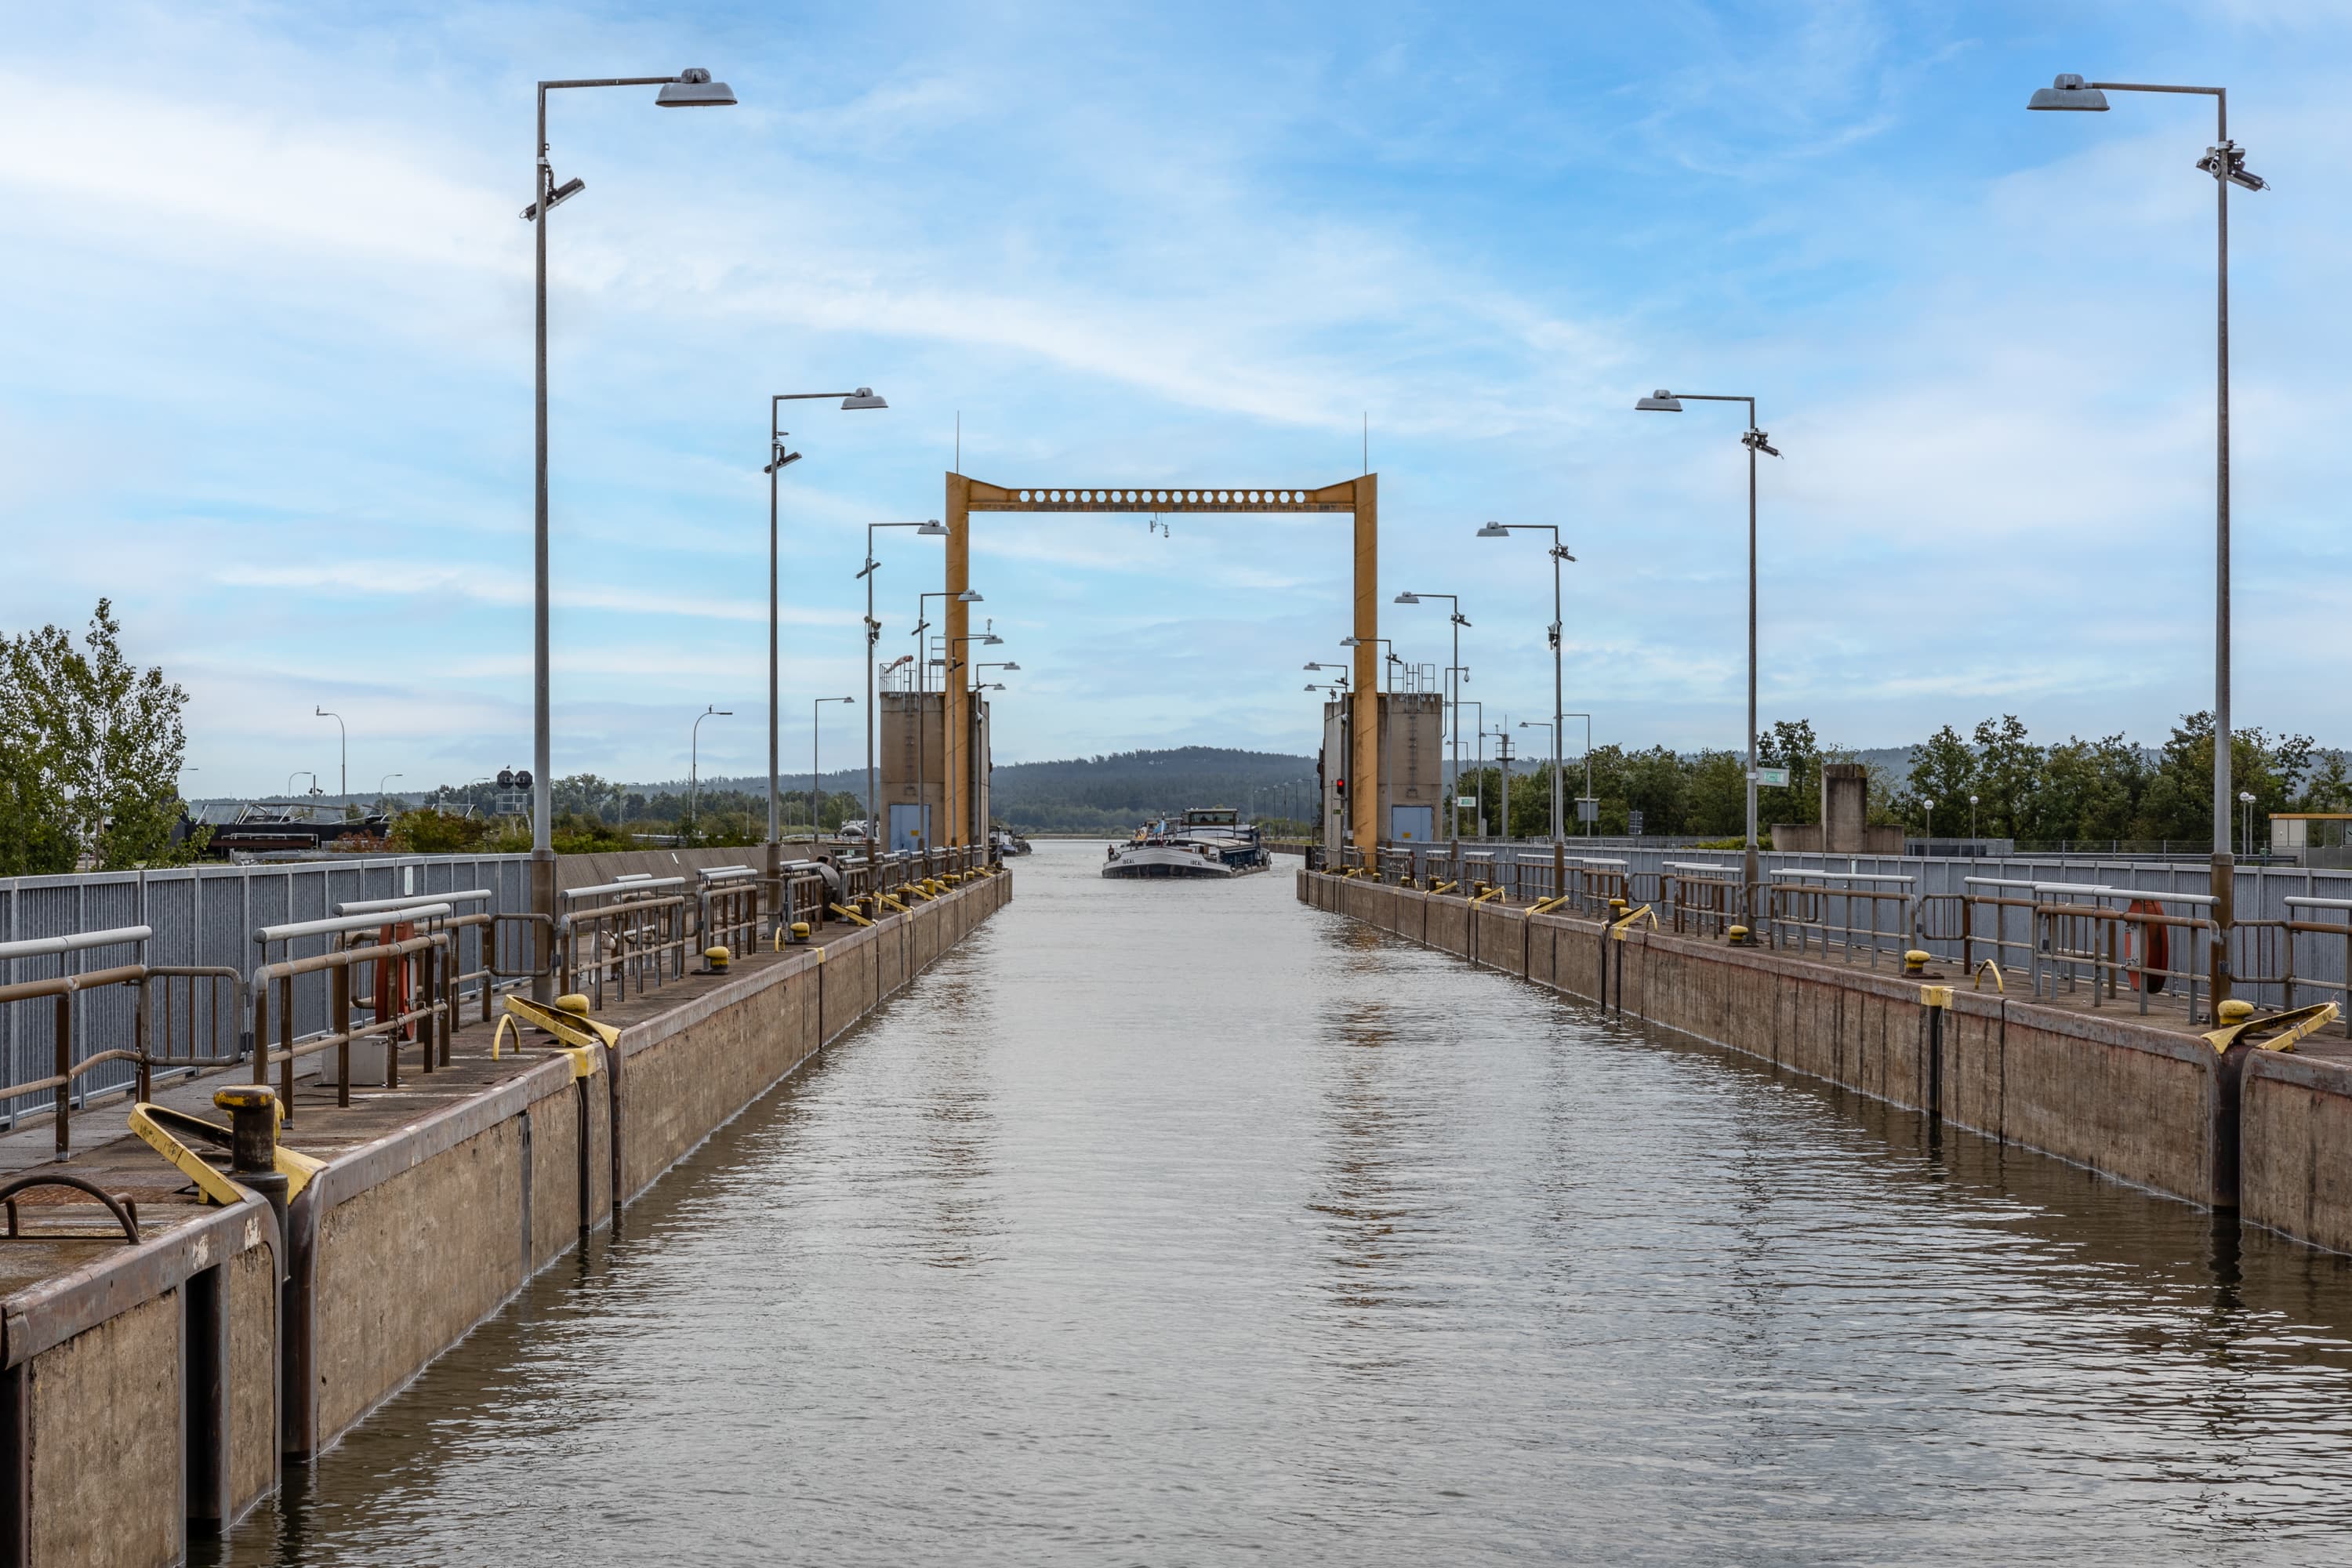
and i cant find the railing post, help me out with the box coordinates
[51,992,70,1163]
[278,973,296,1118]
[331,961,351,1109]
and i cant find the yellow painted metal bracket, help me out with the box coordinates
[829,902,876,928]
[2201,1000,2341,1055]
[494,996,613,1078]
[1609,904,1658,942]
[876,893,909,914]
[1920,985,1955,1009]
[1972,960,2005,993]
[1470,886,1504,906]
[129,1102,325,1207]
[1428,880,1458,895]
[1526,895,1571,916]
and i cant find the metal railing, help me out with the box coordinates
[251,906,456,1114]
[1767,869,1916,967]
[2022,886,2214,1020]
[1662,862,1740,937]
[561,878,688,1007]
[0,924,245,1159]
[2282,897,2352,1035]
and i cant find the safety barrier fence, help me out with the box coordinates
[2,842,997,1133]
[0,924,245,1159]
[1766,869,1917,968]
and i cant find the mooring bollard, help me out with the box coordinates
[1904,949,1931,975]
[214,1083,289,1272]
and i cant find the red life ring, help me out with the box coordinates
[2125,899,2168,994]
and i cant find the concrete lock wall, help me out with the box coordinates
[1301,872,2251,1218]
[2,869,1010,1567]
[2240,1052,2352,1254]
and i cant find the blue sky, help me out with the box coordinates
[5,2,2350,797]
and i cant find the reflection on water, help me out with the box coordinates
[217,844,2352,1566]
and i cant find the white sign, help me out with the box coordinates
[1455,797,1476,808]
[1752,767,1791,788]
[1577,798,1600,823]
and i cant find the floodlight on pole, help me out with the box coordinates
[527,64,735,1000]
[859,520,946,877]
[1632,387,1776,931]
[2025,69,2264,1007]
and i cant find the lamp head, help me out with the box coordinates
[956,590,983,602]
[1394,591,1420,604]
[1339,637,1360,648]
[519,176,586,222]
[917,520,948,535]
[1635,390,1683,412]
[1001,662,1021,671]
[764,448,803,475]
[1476,521,1511,539]
[2197,144,2268,191]
[840,387,888,410]
[2027,73,2109,111]
[655,68,737,107]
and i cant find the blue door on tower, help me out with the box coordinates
[889,803,931,853]
[1389,804,1434,843]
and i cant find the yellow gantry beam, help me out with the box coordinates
[942,474,1378,857]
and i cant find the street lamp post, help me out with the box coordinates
[1970,793,1980,843]
[764,392,888,905]
[811,697,854,840]
[527,65,735,1000]
[856,521,945,880]
[1633,391,1779,930]
[1396,593,1470,843]
[1523,715,1594,837]
[945,632,1003,847]
[2027,71,2266,1008]
[378,773,404,816]
[1925,797,1936,851]
[313,708,346,808]
[689,705,731,839]
[906,589,981,851]
[1458,699,1484,837]
[1477,523,1577,887]
[2240,789,2256,859]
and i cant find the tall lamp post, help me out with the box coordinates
[1633,390,1779,929]
[313,708,346,808]
[907,589,981,851]
[377,773,404,816]
[945,633,1002,847]
[526,64,735,1000]
[2027,71,2265,1008]
[762,389,887,902]
[1478,522,1577,885]
[856,521,946,880]
[1395,592,1470,841]
[811,696,854,840]
[689,705,731,838]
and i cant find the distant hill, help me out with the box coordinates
[681,746,1318,833]
[989,747,1317,833]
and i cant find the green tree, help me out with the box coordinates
[0,600,203,873]
[1756,718,1823,829]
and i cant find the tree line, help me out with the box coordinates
[1446,713,2343,848]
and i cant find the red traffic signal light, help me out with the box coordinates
[1334,778,1347,795]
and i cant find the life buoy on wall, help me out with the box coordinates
[2125,898,2169,993]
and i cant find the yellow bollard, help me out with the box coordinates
[1727,924,1749,946]
[2218,999,2255,1023]
[556,993,591,1015]
[701,946,731,974]
[1904,949,1930,975]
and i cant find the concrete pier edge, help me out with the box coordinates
[1298,867,2352,1258]
[0,868,1011,1568]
